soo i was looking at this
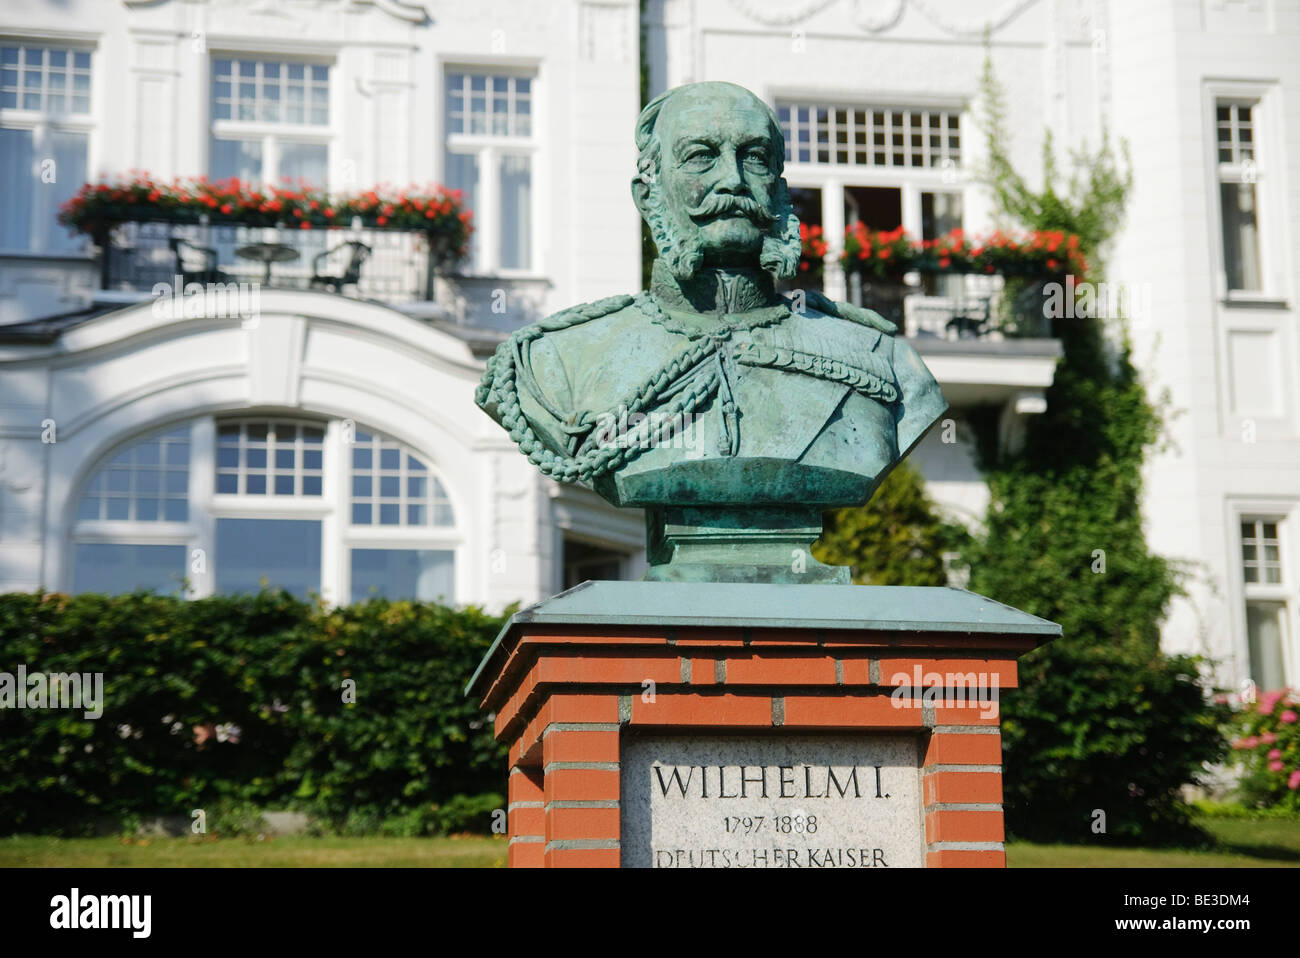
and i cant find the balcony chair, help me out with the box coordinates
[944,298,990,339]
[310,240,372,293]
[168,237,229,286]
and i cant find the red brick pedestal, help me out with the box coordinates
[467,582,1057,868]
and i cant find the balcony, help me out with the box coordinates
[800,223,1080,341]
[54,176,472,314]
[847,272,1055,342]
[796,224,1073,428]
[102,220,438,304]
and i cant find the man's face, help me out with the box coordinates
[655,89,780,268]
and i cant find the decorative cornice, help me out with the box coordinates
[723,0,1041,36]
[122,0,431,26]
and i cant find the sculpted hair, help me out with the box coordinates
[632,84,802,282]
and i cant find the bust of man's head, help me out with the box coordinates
[476,80,948,583]
[632,81,801,283]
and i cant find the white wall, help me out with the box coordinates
[1108,0,1300,688]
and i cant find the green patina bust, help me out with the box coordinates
[476,81,947,583]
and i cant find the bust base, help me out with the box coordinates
[643,505,848,584]
[466,581,1060,868]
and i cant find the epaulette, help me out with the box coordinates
[536,293,636,331]
[476,294,634,409]
[800,288,898,335]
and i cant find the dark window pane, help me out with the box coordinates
[1221,182,1261,291]
[350,548,454,603]
[215,518,321,600]
[74,544,186,596]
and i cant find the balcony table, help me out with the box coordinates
[234,242,300,285]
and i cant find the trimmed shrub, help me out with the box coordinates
[0,590,508,835]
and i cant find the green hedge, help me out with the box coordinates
[0,590,509,835]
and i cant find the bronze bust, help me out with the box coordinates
[477,81,947,582]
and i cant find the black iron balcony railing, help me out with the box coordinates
[60,177,471,304]
[102,220,439,303]
[795,224,1079,342]
[849,273,1056,341]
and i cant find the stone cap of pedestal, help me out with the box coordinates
[466,581,1059,706]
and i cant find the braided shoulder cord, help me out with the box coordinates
[475,289,905,482]
[476,294,726,483]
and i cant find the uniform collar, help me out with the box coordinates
[647,259,789,338]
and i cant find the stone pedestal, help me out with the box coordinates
[466,581,1058,868]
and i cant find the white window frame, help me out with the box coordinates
[774,94,968,301]
[68,414,462,607]
[441,63,542,278]
[1206,82,1287,304]
[207,53,336,189]
[1228,500,1298,691]
[0,38,95,256]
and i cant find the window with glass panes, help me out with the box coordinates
[78,427,190,522]
[777,100,966,308]
[777,104,961,169]
[444,70,535,273]
[1240,517,1292,691]
[349,429,454,527]
[0,43,91,253]
[1216,100,1263,292]
[209,57,331,188]
[71,416,457,605]
[215,420,325,497]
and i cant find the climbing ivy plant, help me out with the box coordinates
[966,49,1228,844]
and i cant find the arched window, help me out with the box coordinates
[345,427,456,603]
[349,428,454,527]
[216,420,325,496]
[71,416,458,603]
[71,424,192,595]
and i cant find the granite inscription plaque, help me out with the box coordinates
[621,734,925,868]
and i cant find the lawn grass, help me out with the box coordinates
[0,834,508,868]
[3,816,1296,867]
[1008,817,1300,868]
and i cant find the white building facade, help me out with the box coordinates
[0,0,648,612]
[0,0,1296,696]
[640,0,1300,694]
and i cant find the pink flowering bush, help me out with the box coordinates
[1230,688,1300,810]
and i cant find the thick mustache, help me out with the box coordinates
[687,192,775,226]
